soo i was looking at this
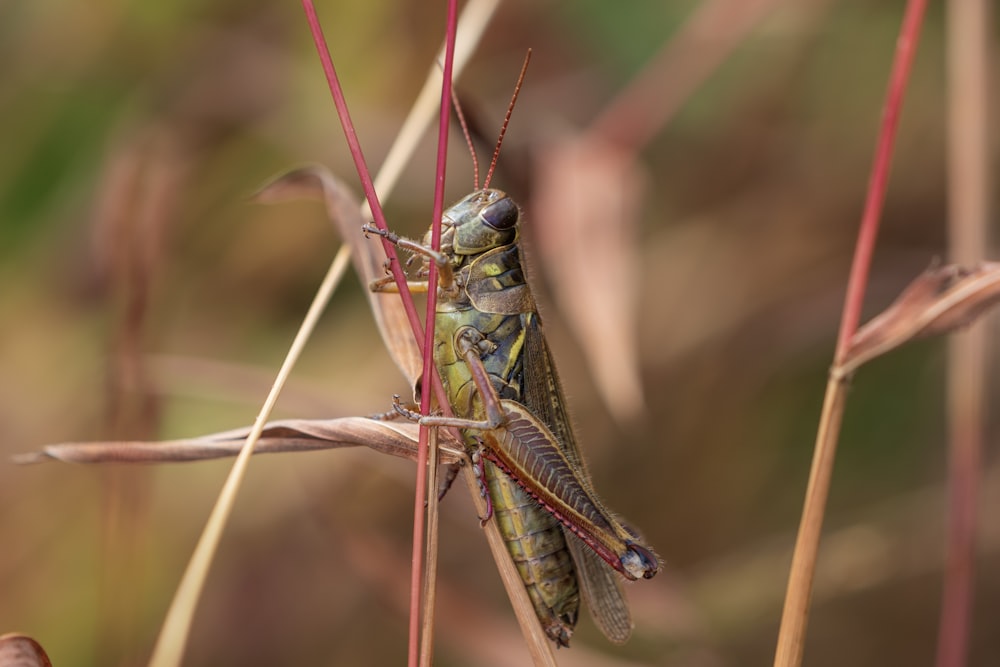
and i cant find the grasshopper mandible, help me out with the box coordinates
[367,188,658,646]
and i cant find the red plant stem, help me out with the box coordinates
[834,0,930,363]
[776,3,930,666]
[410,1,458,665]
[300,1,426,345]
[300,3,460,664]
[299,3,456,412]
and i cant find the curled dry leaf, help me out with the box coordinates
[253,165,423,389]
[14,418,462,466]
[0,634,53,667]
[532,134,647,423]
[840,262,1000,377]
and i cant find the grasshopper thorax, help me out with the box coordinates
[443,188,520,256]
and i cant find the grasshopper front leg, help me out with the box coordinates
[362,224,456,296]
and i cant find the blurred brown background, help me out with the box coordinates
[2,1,998,665]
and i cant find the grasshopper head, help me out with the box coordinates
[445,188,519,255]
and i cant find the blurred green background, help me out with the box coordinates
[2,1,998,665]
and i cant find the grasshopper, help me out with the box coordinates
[367,187,658,646]
[365,53,657,646]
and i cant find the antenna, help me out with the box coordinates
[483,48,531,189]
[450,87,480,190]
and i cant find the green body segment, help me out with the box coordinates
[434,297,581,646]
[487,462,579,646]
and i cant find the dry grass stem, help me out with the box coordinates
[939,0,992,663]
[461,467,558,667]
[147,246,353,667]
[419,428,441,667]
[773,377,848,667]
[774,1,930,664]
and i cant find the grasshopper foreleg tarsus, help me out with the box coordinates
[368,405,407,422]
[390,394,417,420]
[362,223,438,261]
[361,223,397,243]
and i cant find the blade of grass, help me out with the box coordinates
[147,247,353,667]
[460,469,558,666]
[939,0,992,663]
[773,1,930,666]
[419,428,441,667]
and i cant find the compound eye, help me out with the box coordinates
[480,197,518,231]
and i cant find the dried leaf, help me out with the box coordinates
[527,0,808,425]
[14,418,462,466]
[0,634,52,667]
[253,166,423,388]
[841,262,1000,376]
[532,134,647,423]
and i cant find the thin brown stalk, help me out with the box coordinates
[461,470,558,666]
[773,1,930,665]
[419,429,442,667]
[939,0,992,664]
[409,1,458,664]
[773,376,848,667]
